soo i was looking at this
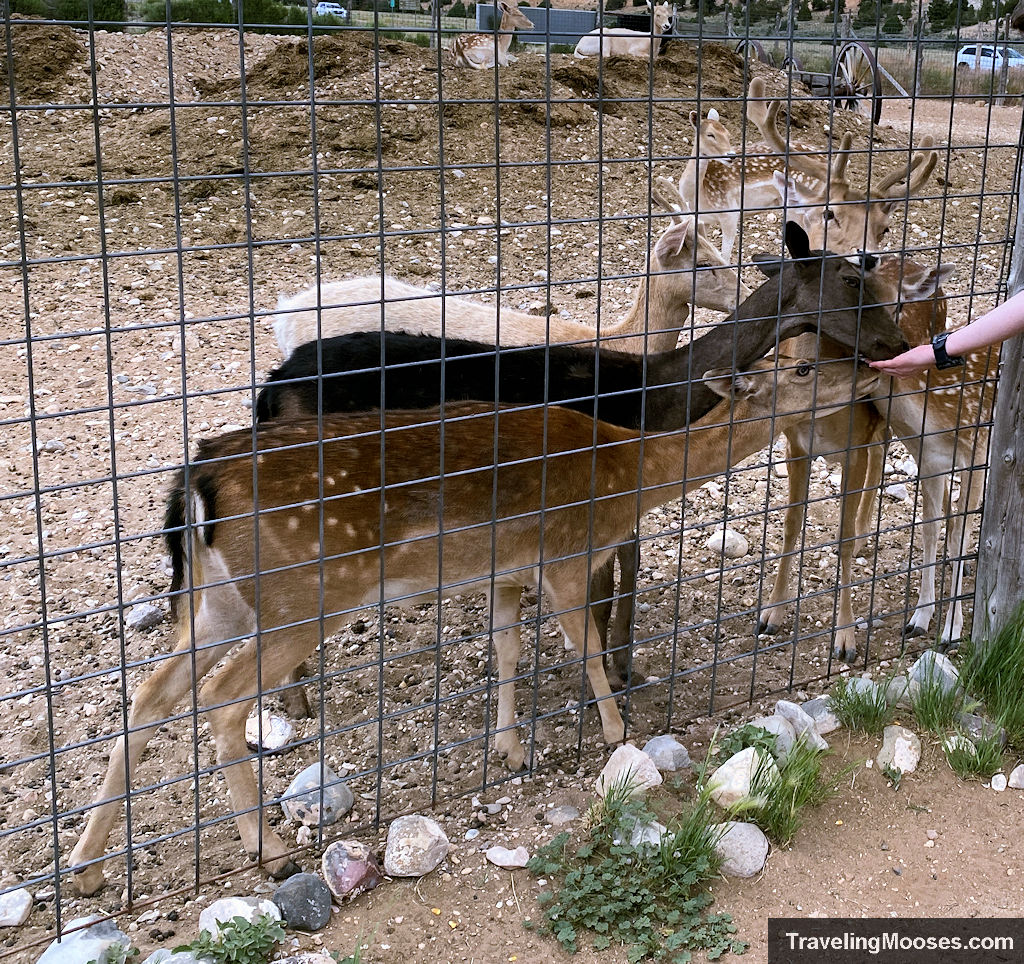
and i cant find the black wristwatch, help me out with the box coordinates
[931,331,965,370]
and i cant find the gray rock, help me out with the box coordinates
[282,763,354,827]
[39,439,66,454]
[708,747,779,810]
[748,715,796,761]
[877,725,921,774]
[642,735,691,772]
[273,873,332,932]
[1009,764,1024,790]
[706,528,749,559]
[38,916,131,964]
[383,815,449,877]
[545,806,580,826]
[141,951,213,964]
[612,817,668,851]
[125,602,164,632]
[321,840,382,901]
[943,733,975,756]
[485,845,530,869]
[197,897,280,941]
[801,697,839,735]
[956,712,1007,747]
[714,821,770,877]
[244,711,294,753]
[595,743,662,797]
[847,676,880,698]
[991,773,1008,792]
[0,888,31,927]
[774,700,828,751]
[909,651,960,695]
[882,675,916,708]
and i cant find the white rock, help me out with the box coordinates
[774,700,828,750]
[909,650,960,695]
[198,897,281,941]
[282,762,354,826]
[0,888,31,927]
[748,715,796,761]
[883,674,916,707]
[38,916,131,964]
[877,725,921,774]
[384,815,449,877]
[485,845,530,869]
[244,710,294,752]
[883,483,910,502]
[595,744,663,797]
[991,773,1008,792]
[708,747,780,810]
[943,733,975,755]
[713,821,770,877]
[545,805,580,826]
[1009,764,1024,789]
[642,735,691,771]
[706,528,749,559]
[801,697,839,734]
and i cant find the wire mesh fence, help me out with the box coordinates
[0,0,1020,955]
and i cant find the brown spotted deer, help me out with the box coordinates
[448,0,533,69]
[746,76,938,252]
[272,198,749,358]
[573,1,672,59]
[69,356,878,894]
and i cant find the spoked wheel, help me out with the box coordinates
[781,53,804,72]
[834,40,883,123]
[734,38,770,64]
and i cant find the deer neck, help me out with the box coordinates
[496,13,517,54]
[679,155,711,208]
[610,262,684,354]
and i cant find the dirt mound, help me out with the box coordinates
[1,16,84,101]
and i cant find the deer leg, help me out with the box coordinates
[199,621,327,878]
[607,537,640,690]
[545,565,624,748]
[905,472,945,638]
[759,437,810,636]
[939,467,984,648]
[490,583,527,770]
[589,556,614,666]
[852,433,884,555]
[279,663,314,719]
[69,587,252,895]
[833,445,871,662]
[719,211,739,262]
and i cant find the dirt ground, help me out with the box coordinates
[0,17,1021,964]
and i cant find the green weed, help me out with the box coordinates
[958,603,1024,749]
[175,914,286,964]
[943,729,1005,781]
[910,672,964,735]
[828,678,896,735]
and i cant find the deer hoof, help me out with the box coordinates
[756,618,780,636]
[71,864,107,897]
[902,622,928,639]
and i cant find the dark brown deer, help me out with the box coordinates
[70,357,879,894]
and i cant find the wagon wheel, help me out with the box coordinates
[834,40,882,124]
[781,53,804,72]
[734,38,771,65]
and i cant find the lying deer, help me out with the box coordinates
[70,355,878,894]
[272,199,745,359]
[258,222,907,702]
[448,0,534,69]
[573,1,672,60]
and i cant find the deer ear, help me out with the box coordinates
[701,367,736,398]
[689,110,699,128]
[653,218,694,264]
[707,107,720,122]
[784,221,812,260]
[901,262,956,301]
[751,253,784,277]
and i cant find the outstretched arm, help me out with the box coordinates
[869,288,1024,377]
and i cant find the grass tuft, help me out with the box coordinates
[943,729,1006,782]
[958,603,1024,749]
[828,677,896,734]
[910,673,964,735]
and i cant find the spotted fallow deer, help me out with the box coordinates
[448,0,533,69]
[69,356,878,895]
[573,1,672,59]
[746,76,938,252]
[272,196,749,359]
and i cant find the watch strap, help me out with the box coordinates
[931,331,965,370]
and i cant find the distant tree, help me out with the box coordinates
[927,0,952,27]
[811,0,830,10]
[448,0,467,15]
[882,10,904,30]
[797,0,812,20]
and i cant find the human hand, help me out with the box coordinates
[867,344,935,378]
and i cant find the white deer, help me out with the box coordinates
[448,0,534,69]
[574,1,672,60]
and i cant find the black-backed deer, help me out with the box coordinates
[70,356,879,895]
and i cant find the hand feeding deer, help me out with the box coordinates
[259,222,907,701]
[448,0,534,70]
[573,1,672,60]
[69,355,879,895]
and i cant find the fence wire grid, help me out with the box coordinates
[1,1,1020,954]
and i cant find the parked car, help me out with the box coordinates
[314,1,348,18]
[955,44,1024,72]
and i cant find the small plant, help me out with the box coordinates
[527,772,746,961]
[881,762,904,791]
[731,741,848,846]
[829,677,896,734]
[959,602,1024,749]
[910,673,964,734]
[694,724,778,783]
[943,730,1005,781]
[175,914,286,964]
[332,944,363,964]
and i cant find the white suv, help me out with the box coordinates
[955,44,1024,72]
[315,2,348,18]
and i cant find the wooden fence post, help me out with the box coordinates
[972,157,1024,642]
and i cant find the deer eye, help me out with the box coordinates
[796,363,814,377]
[843,275,862,288]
